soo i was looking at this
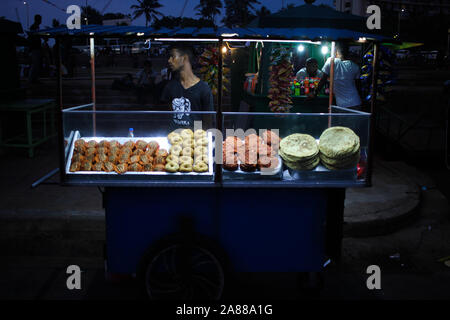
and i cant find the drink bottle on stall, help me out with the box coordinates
[294,81,300,96]
[128,128,134,138]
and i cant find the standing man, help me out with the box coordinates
[28,14,42,84]
[310,42,362,110]
[296,58,323,81]
[160,44,214,130]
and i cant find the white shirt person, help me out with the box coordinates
[310,43,362,109]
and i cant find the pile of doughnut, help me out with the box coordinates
[69,139,168,174]
[166,129,209,173]
[222,130,281,172]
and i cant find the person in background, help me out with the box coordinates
[136,59,156,103]
[42,38,52,77]
[296,57,323,81]
[160,44,213,130]
[28,14,42,84]
[310,42,362,110]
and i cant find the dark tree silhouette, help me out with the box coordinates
[222,0,261,27]
[130,0,163,27]
[194,0,223,26]
[255,6,271,18]
[81,5,103,25]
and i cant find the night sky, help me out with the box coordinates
[1,0,334,31]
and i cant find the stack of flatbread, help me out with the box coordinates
[279,134,320,170]
[319,126,360,170]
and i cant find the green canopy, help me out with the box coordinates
[382,42,424,50]
[249,4,366,32]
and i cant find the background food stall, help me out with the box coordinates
[35,25,387,299]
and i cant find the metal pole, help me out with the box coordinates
[90,36,97,136]
[56,38,65,183]
[215,39,223,184]
[31,168,59,188]
[26,2,29,30]
[367,42,380,187]
[328,41,336,127]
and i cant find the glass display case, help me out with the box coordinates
[221,106,370,187]
[62,104,217,186]
[60,104,371,187]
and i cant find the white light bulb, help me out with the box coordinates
[297,44,305,52]
[321,46,329,55]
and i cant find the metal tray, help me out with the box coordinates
[222,155,283,181]
[285,164,357,181]
[66,131,214,182]
[283,142,363,182]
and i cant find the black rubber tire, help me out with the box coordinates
[137,233,229,300]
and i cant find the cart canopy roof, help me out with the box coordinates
[248,4,365,31]
[34,25,390,42]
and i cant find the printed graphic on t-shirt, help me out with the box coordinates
[172,97,191,126]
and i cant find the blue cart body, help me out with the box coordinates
[105,187,329,273]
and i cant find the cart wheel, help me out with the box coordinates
[138,236,226,300]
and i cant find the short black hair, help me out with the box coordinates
[169,44,195,65]
[34,14,42,22]
[306,58,318,65]
[336,42,350,59]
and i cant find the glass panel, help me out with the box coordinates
[222,107,370,187]
[62,105,217,185]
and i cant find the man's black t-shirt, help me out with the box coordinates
[160,79,214,129]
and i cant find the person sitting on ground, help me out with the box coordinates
[111,73,134,91]
[136,60,156,103]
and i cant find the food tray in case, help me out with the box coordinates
[222,155,283,181]
[65,131,214,181]
[284,164,357,181]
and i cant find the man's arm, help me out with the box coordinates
[309,72,329,98]
[310,58,331,98]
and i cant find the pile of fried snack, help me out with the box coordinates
[69,139,168,174]
[166,129,209,173]
[222,131,280,172]
[279,126,361,171]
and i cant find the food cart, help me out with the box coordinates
[36,25,386,299]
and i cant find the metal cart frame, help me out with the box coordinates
[36,25,387,299]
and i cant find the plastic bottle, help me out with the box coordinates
[304,78,310,95]
[294,81,300,96]
[128,128,134,138]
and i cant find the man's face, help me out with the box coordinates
[306,62,318,75]
[168,49,186,72]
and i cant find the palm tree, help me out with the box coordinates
[222,0,260,27]
[255,6,271,18]
[81,5,103,25]
[194,0,223,26]
[130,0,164,27]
